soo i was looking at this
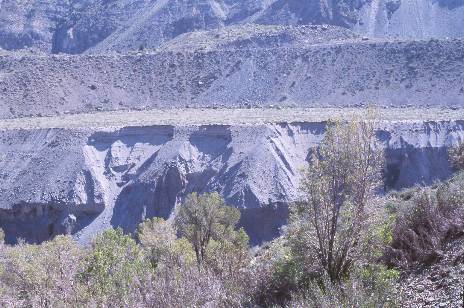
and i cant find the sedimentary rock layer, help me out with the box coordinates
[1,113,462,245]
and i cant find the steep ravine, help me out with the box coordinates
[0,121,463,245]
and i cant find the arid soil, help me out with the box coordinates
[1,107,464,130]
[399,236,464,307]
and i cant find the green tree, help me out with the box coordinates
[290,117,384,282]
[175,192,241,267]
[137,217,196,270]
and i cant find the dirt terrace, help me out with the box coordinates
[1,108,464,130]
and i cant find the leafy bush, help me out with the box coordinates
[248,235,399,307]
[175,192,242,267]
[0,235,82,307]
[80,228,148,306]
[205,228,249,277]
[246,238,299,306]
[136,217,180,268]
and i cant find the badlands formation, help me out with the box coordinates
[0,0,463,244]
[1,108,463,245]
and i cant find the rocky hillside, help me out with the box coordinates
[1,31,463,119]
[399,236,464,307]
[1,0,463,54]
[159,24,360,51]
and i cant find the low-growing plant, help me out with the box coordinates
[288,267,399,308]
[449,142,464,171]
[0,235,82,307]
[385,172,464,267]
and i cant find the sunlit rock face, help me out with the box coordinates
[1,121,462,245]
[1,0,463,54]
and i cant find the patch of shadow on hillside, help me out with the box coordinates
[110,163,185,233]
[238,203,289,246]
[188,125,233,162]
[0,202,100,245]
[87,126,175,151]
[437,0,464,9]
[384,146,452,190]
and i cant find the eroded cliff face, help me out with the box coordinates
[354,0,464,39]
[1,0,463,54]
[1,121,462,245]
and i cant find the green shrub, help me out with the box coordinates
[175,192,242,267]
[250,212,399,307]
[0,235,82,306]
[205,227,249,276]
[80,228,147,306]
[246,238,299,306]
[385,172,464,267]
[137,217,177,268]
[449,142,464,171]
[288,268,399,308]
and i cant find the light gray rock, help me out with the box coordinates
[1,0,463,54]
[0,120,462,245]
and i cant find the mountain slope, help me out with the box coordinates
[1,0,463,54]
[159,24,360,52]
[354,0,464,39]
[1,32,463,119]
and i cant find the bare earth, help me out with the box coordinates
[1,108,464,130]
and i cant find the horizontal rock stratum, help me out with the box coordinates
[0,108,463,245]
[1,37,464,119]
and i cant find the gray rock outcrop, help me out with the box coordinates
[1,120,462,245]
[1,0,463,54]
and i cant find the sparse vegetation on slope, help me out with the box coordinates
[383,144,464,268]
